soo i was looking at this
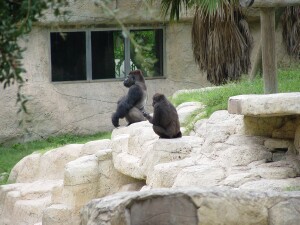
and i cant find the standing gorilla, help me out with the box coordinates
[143,93,182,138]
[112,70,147,127]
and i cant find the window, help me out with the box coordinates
[50,28,164,82]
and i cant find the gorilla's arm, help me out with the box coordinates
[142,111,153,124]
[143,106,165,126]
[112,85,143,127]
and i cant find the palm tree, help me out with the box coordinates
[281,6,300,59]
[158,0,253,85]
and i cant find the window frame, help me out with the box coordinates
[49,26,166,83]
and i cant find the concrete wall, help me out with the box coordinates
[0,1,210,144]
[0,1,296,144]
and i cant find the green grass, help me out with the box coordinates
[285,186,300,191]
[171,67,300,134]
[0,132,111,185]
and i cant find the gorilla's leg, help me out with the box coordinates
[152,125,173,138]
[125,107,145,126]
[153,124,182,139]
[175,131,183,138]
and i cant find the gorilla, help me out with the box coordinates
[111,70,147,127]
[143,93,182,138]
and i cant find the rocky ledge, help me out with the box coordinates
[1,93,300,225]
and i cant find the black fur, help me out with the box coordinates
[112,70,147,127]
[143,93,182,138]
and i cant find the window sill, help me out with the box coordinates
[51,76,166,84]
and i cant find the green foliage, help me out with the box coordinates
[285,186,300,191]
[156,0,252,85]
[130,30,158,76]
[171,67,300,134]
[0,131,111,185]
[0,0,70,116]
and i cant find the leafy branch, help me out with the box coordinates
[0,0,70,122]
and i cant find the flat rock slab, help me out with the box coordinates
[228,93,300,116]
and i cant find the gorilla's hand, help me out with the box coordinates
[142,111,150,118]
[111,113,120,128]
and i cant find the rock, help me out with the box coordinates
[294,125,300,154]
[239,178,300,192]
[147,157,197,188]
[264,138,293,152]
[38,144,83,180]
[176,102,204,125]
[80,139,112,156]
[221,172,260,188]
[269,200,300,225]
[251,160,300,179]
[96,149,139,198]
[243,116,285,137]
[117,182,145,193]
[194,110,244,152]
[8,153,42,183]
[173,165,226,187]
[81,187,300,225]
[12,196,52,225]
[272,119,300,139]
[42,204,80,225]
[228,93,300,116]
[64,155,99,186]
[111,121,203,180]
[139,136,204,176]
[8,144,84,183]
[0,180,63,225]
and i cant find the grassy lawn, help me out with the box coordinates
[0,132,111,185]
[171,67,300,133]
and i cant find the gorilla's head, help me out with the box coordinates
[152,93,165,107]
[123,69,145,87]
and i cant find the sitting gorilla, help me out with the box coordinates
[143,93,182,138]
[111,70,147,127]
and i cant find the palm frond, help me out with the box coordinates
[160,0,195,20]
[282,6,300,59]
[192,2,253,85]
[157,0,252,85]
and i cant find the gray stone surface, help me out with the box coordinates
[228,93,300,116]
[81,188,300,225]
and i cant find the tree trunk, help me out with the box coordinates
[261,8,278,94]
[250,40,262,80]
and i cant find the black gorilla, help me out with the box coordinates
[112,70,147,127]
[143,93,182,138]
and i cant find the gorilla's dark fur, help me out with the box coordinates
[143,93,182,138]
[112,70,147,127]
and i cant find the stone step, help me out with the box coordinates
[228,92,300,116]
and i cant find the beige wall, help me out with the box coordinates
[0,1,296,144]
[0,1,209,144]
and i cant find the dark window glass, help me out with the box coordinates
[50,29,163,82]
[130,29,163,77]
[91,31,125,79]
[50,32,86,81]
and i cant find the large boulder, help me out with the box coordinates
[111,121,204,180]
[228,93,300,116]
[81,187,300,225]
[8,144,84,183]
[111,110,300,191]
[1,139,143,225]
[176,102,204,125]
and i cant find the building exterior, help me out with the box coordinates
[0,1,295,143]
